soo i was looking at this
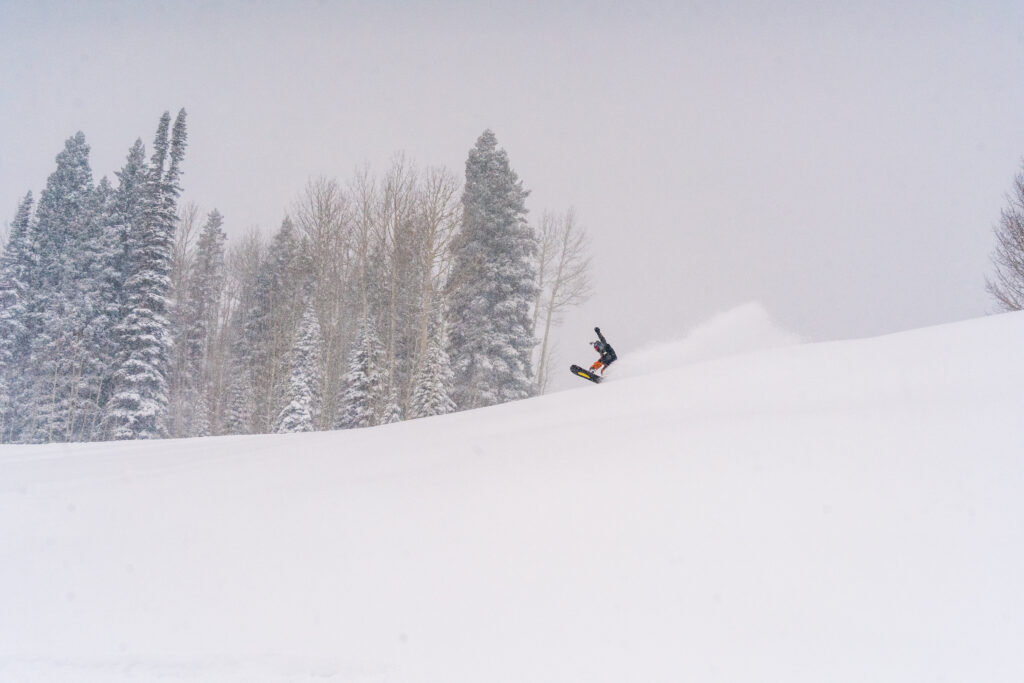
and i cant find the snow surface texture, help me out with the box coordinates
[3,311,1024,682]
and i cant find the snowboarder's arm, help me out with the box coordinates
[594,327,608,345]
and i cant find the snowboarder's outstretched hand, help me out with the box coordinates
[594,326,601,334]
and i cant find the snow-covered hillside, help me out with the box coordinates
[3,311,1024,683]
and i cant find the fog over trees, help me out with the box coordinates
[0,115,593,443]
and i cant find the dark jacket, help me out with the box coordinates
[594,327,617,365]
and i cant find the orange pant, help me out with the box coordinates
[590,360,604,373]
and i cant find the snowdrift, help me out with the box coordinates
[609,301,803,379]
[2,312,1024,683]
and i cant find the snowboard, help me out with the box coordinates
[570,364,602,383]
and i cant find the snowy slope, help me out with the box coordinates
[3,311,1024,683]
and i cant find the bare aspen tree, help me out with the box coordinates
[205,255,237,434]
[190,211,229,436]
[532,212,559,334]
[255,218,307,433]
[986,165,1024,311]
[323,168,381,428]
[410,166,461,402]
[294,177,350,428]
[533,209,593,392]
[167,203,200,437]
[349,165,378,322]
[376,155,419,409]
[221,228,264,434]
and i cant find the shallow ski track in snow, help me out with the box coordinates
[2,312,1024,682]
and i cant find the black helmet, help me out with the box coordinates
[593,341,601,352]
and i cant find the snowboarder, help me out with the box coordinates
[589,327,617,375]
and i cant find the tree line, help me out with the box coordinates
[0,113,592,443]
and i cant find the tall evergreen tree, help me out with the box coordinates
[189,210,227,366]
[71,175,121,440]
[108,140,149,297]
[274,301,324,433]
[242,217,307,432]
[173,208,228,436]
[23,132,103,442]
[447,130,539,410]
[105,109,188,439]
[0,193,36,441]
[336,318,385,429]
[192,391,211,438]
[222,353,254,435]
[99,140,151,441]
[195,210,229,432]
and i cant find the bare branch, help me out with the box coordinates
[987,164,1024,311]
[533,208,594,392]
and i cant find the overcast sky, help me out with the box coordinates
[3,0,1023,378]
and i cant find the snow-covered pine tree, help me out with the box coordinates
[190,210,228,345]
[106,139,149,315]
[192,390,211,438]
[447,130,539,410]
[274,301,324,433]
[336,318,385,429]
[220,230,265,434]
[381,388,402,424]
[99,140,150,441]
[242,217,307,432]
[72,175,122,441]
[105,110,188,440]
[222,356,254,435]
[23,132,104,442]
[0,193,36,441]
[184,209,227,434]
[409,309,456,419]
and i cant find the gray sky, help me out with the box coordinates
[3,0,1024,376]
